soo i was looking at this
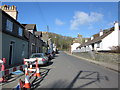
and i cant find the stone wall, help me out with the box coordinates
[73,52,120,64]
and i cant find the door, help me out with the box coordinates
[9,41,15,65]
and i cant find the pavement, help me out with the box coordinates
[1,51,119,89]
[64,51,119,72]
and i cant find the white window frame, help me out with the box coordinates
[6,19,13,32]
[97,42,100,48]
[18,27,23,36]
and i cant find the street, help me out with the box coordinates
[2,51,118,89]
[39,51,118,88]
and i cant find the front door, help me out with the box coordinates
[9,41,15,65]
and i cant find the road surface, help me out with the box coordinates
[2,51,119,89]
[38,51,118,88]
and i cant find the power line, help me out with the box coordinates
[36,3,48,32]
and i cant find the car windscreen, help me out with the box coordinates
[30,54,43,58]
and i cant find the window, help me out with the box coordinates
[22,44,25,57]
[18,27,23,36]
[6,19,13,32]
[97,42,100,48]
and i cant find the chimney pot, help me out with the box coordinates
[100,29,103,36]
[114,21,119,31]
[1,5,18,20]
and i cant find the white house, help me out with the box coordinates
[53,43,57,51]
[77,21,120,52]
[71,43,81,53]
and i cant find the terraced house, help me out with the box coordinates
[77,21,120,52]
[0,5,47,68]
[22,24,45,57]
[0,5,28,68]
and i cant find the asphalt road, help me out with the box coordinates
[37,51,118,88]
[1,51,119,89]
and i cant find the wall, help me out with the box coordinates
[0,32,2,59]
[71,43,80,52]
[73,52,120,64]
[2,33,28,67]
[0,10,2,59]
[102,30,120,50]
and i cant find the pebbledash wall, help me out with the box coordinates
[72,52,120,64]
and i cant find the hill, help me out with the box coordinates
[43,32,74,51]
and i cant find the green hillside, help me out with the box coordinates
[48,32,74,51]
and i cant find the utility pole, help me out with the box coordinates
[46,25,49,53]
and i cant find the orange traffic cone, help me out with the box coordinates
[36,67,41,77]
[34,59,41,77]
[24,65,30,88]
[29,64,33,73]
[24,75,31,88]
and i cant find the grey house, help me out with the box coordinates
[22,24,44,57]
[0,5,28,68]
[35,31,48,53]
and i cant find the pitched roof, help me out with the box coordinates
[78,29,114,48]
[22,24,37,31]
[35,31,42,37]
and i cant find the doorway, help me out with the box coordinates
[9,41,15,65]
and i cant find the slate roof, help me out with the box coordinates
[35,31,42,37]
[78,29,114,48]
[22,24,37,31]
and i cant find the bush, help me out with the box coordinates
[109,46,120,53]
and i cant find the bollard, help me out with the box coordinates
[1,58,6,71]
[19,79,25,89]
[0,58,7,83]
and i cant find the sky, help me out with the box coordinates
[2,2,118,38]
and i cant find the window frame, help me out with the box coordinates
[97,42,100,48]
[6,19,13,32]
[18,27,23,36]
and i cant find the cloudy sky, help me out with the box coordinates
[2,2,118,38]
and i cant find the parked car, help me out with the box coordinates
[52,51,55,57]
[55,49,59,54]
[46,50,54,60]
[45,52,52,60]
[30,53,49,65]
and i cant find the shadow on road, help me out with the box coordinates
[31,68,50,89]
[68,70,109,88]
[45,70,109,89]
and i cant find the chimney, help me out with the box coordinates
[114,21,119,31]
[100,29,103,36]
[91,36,94,40]
[1,5,18,20]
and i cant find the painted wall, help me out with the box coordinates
[0,32,2,59]
[2,33,28,67]
[71,43,80,52]
[79,22,120,52]
[101,30,120,51]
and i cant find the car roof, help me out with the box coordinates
[31,53,44,55]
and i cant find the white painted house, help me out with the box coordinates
[77,21,120,52]
[71,43,80,53]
